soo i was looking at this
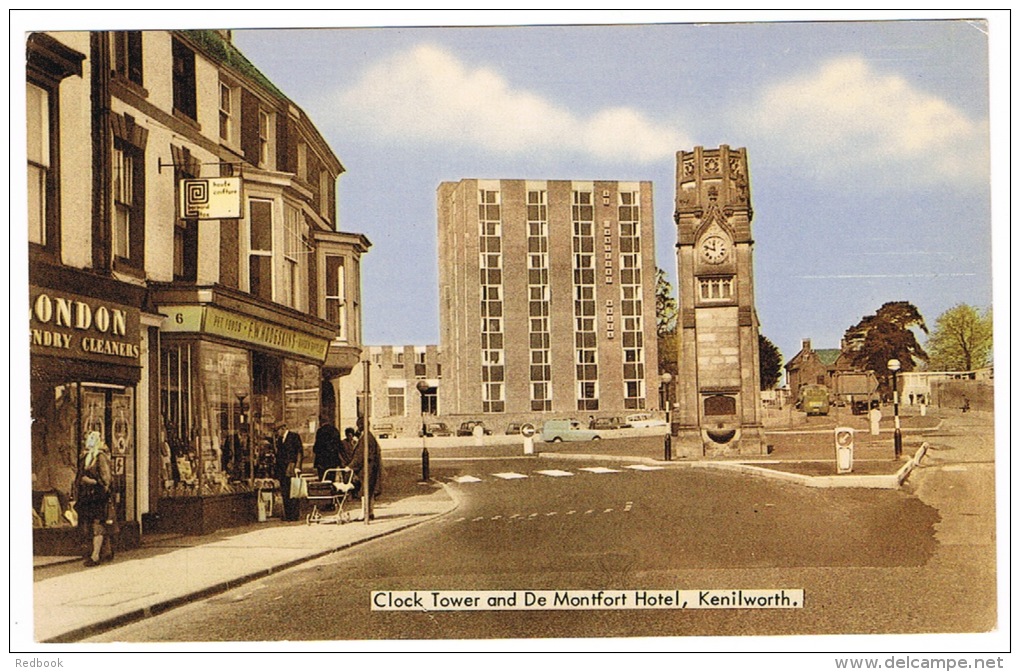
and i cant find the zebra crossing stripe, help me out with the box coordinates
[536,469,574,477]
[492,472,528,480]
[625,464,664,471]
[452,475,483,483]
[579,467,622,474]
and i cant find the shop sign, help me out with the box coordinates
[179,177,242,220]
[160,305,330,361]
[29,287,141,364]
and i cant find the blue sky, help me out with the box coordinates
[18,11,1004,368]
[226,14,998,366]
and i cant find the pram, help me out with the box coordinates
[305,467,355,525]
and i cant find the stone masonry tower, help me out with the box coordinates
[673,146,764,456]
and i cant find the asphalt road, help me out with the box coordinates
[85,454,994,643]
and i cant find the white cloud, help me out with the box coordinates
[741,56,989,188]
[331,43,688,163]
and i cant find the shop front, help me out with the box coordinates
[151,290,334,535]
[29,273,147,556]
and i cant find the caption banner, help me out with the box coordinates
[372,589,803,611]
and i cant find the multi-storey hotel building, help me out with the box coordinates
[437,179,659,422]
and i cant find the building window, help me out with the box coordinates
[527,189,552,407]
[112,31,143,86]
[392,350,404,368]
[479,189,504,413]
[258,108,271,167]
[388,386,405,417]
[218,80,239,145]
[619,191,645,409]
[171,38,196,120]
[112,140,144,266]
[325,255,347,341]
[318,170,331,218]
[26,82,51,248]
[699,276,734,301]
[573,191,599,411]
[297,142,308,181]
[414,351,427,379]
[248,199,273,301]
[282,205,305,309]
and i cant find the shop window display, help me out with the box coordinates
[160,341,320,498]
[31,382,135,531]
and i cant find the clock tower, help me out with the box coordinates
[673,145,765,456]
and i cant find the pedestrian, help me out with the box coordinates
[312,416,342,479]
[349,417,382,500]
[339,426,358,468]
[274,422,304,521]
[221,427,247,479]
[77,430,115,566]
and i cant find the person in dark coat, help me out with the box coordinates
[348,418,381,499]
[273,422,304,521]
[338,426,358,468]
[312,417,342,479]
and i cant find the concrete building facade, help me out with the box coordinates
[437,179,659,425]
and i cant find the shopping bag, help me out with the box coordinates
[289,475,308,499]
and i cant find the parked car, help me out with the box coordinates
[625,413,667,428]
[541,419,601,443]
[420,422,452,437]
[373,423,397,438]
[456,420,493,437]
[591,417,625,430]
[505,422,531,435]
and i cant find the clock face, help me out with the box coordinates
[700,235,729,263]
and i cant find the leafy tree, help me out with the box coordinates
[654,268,678,379]
[926,304,993,371]
[758,334,783,390]
[654,267,677,337]
[843,301,928,391]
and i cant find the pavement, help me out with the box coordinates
[30,404,976,644]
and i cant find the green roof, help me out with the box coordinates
[815,349,842,366]
[180,30,287,101]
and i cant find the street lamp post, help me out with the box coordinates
[661,372,673,461]
[416,380,430,482]
[888,359,902,459]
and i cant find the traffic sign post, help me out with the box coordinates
[835,426,854,474]
[521,423,536,455]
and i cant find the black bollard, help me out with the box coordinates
[421,446,430,482]
[664,433,672,461]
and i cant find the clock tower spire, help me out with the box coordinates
[672,145,765,456]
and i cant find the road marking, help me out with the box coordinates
[546,511,557,516]
[536,469,574,477]
[472,516,485,522]
[625,465,664,471]
[452,475,483,483]
[492,472,529,480]
[579,467,622,474]
[566,510,576,515]
[528,513,539,518]
[624,502,633,512]
[491,515,502,520]
[509,513,521,519]
[584,509,594,515]
[453,517,466,522]
[603,508,614,513]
